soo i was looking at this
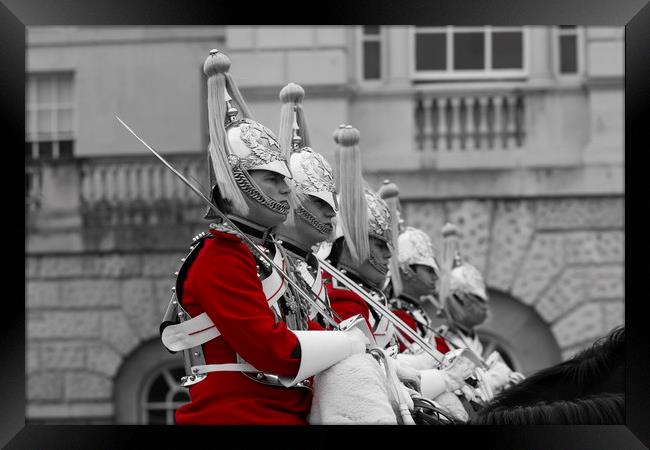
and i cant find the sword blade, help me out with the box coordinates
[318,257,445,365]
[116,115,213,207]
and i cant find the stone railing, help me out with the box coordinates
[26,153,210,252]
[414,85,526,152]
[26,163,44,212]
[79,153,207,207]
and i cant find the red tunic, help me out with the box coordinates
[392,309,418,353]
[434,335,451,354]
[175,229,316,425]
[390,304,451,354]
[323,271,373,331]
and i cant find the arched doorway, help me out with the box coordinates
[114,338,189,424]
[477,289,562,375]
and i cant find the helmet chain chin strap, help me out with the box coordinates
[296,204,333,235]
[232,166,290,215]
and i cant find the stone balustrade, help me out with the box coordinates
[414,86,526,152]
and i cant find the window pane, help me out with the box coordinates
[58,77,73,103]
[26,79,35,106]
[492,31,523,69]
[25,142,33,161]
[26,110,33,135]
[172,391,190,403]
[147,374,169,402]
[59,140,74,159]
[363,41,381,80]
[36,77,55,104]
[363,26,380,35]
[38,141,53,159]
[454,32,484,70]
[560,35,578,74]
[147,408,167,425]
[58,108,74,133]
[37,110,53,134]
[415,33,446,71]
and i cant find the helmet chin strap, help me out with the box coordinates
[296,204,333,236]
[367,251,389,278]
[232,166,290,216]
[400,266,436,297]
[366,234,390,276]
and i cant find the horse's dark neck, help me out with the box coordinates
[481,328,625,411]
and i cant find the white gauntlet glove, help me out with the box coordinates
[393,358,422,392]
[442,353,476,392]
[343,327,371,355]
[482,350,514,395]
[509,371,526,385]
[418,352,476,400]
[433,391,469,422]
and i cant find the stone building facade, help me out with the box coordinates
[25,26,624,423]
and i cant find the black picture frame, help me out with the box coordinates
[5,0,648,448]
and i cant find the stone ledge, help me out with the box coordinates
[27,402,114,419]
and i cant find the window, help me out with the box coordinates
[26,73,75,161]
[115,339,190,424]
[141,363,190,424]
[412,26,527,80]
[555,26,582,77]
[361,26,382,81]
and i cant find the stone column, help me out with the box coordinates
[27,160,83,253]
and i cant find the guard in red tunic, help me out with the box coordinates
[434,223,526,401]
[273,82,339,329]
[387,225,441,354]
[158,50,368,425]
[317,126,398,349]
[316,128,477,423]
[381,216,478,421]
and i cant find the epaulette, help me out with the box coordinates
[208,222,243,238]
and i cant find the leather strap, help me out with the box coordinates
[192,362,259,374]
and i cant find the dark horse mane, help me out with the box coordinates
[475,326,625,417]
[469,392,624,425]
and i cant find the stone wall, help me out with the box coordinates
[26,244,192,422]
[402,196,624,360]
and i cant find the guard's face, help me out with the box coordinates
[246,169,291,228]
[410,264,439,297]
[295,194,337,246]
[357,236,392,286]
[448,292,489,329]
